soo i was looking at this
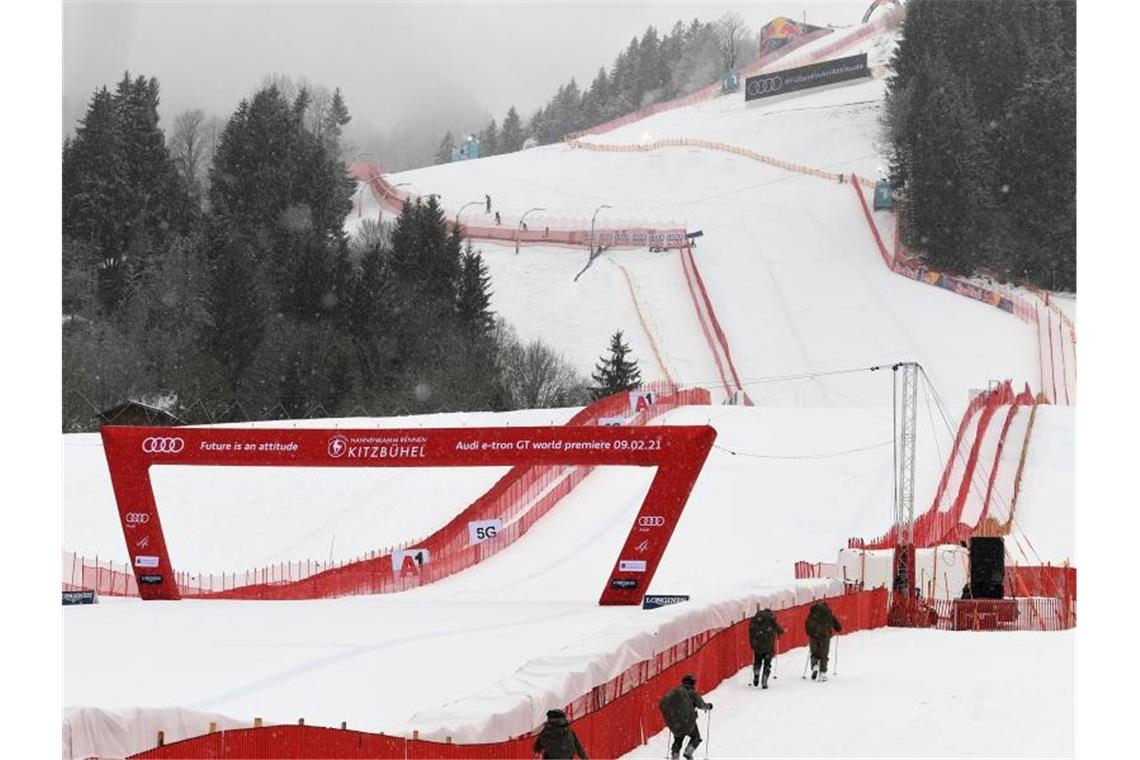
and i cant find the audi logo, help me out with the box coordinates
[638,516,666,527]
[125,512,150,524]
[747,76,783,96]
[142,437,185,454]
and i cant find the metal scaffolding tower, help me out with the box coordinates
[893,362,920,565]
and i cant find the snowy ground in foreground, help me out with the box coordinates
[624,629,1074,759]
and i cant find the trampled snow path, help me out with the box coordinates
[623,629,1074,759]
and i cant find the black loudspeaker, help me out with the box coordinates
[969,536,1005,599]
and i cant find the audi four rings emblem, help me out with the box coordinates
[142,437,185,454]
[638,516,666,527]
[747,77,783,96]
[126,512,150,524]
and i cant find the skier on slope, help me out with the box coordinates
[749,607,784,688]
[805,600,842,681]
[658,674,713,760]
[532,709,588,759]
[485,194,492,213]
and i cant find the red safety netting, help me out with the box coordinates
[851,175,1075,409]
[888,593,1074,632]
[794,561,838,579]
[129,589,889,759]
[68,384,710,600]
[852,383,1034,551]
[349,166,688,252]
[677,244,753,405]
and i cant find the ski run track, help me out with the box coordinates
[63,15,1075,760]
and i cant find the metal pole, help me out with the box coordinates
[516,206,545,255]
[455,200,483,230]
[590,203,612,253]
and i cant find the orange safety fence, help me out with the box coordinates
[129,589,889,759]
[566,136,871,187]
[65,384,710,600]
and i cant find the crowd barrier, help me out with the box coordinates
[349,164,688,252]
[68,384,711,600]
[128,589,889,759]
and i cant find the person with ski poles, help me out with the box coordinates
[805,600,842,681]
[532,708,588,759]
[658,673,713,760]
[749,607,784,688]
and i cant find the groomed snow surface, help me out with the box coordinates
[625,629,1074,759]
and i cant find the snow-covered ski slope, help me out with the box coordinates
[359,25,1038,411]
[64,16,1074,755]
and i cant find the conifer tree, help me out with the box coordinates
[321,87,351,150]
[479,119,499,157]
[435,131,456,164]
[590,330,642,400]
[500,107,524,153]
[455,244,495,342]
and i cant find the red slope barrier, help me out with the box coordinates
[852,383,1022,550]
[678,244,753,405]
[350,166,688,252]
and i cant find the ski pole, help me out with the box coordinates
[833,635,840,678]
[802,650,810,679]
[705,709,712,760]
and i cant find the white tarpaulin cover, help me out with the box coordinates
[63,706,251,760]
[394,578,844,743]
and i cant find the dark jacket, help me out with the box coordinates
[533,710,588,759]
[749,609,784,655]
[805,601,842,639]
[658,685,708,735]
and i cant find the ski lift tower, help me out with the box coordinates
[892,362,919,599]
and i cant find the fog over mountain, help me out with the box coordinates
[64,1,866,168]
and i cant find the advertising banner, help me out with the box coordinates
[62,590,97,605]
[745,53,870,102]
[642,594,690,610]
[101,424,717,605]
[467,519,503,545]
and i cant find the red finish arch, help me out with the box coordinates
[101,424,716,605]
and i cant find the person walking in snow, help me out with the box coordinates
[494,211,501,225]
[485,194,491,213]
[805,600,842,681]
[749,607,784,688]
[658,674,713,760]
[532,709,588,759]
